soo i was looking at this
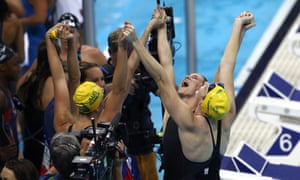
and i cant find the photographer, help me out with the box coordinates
[40,133,81,180]
[100,8,168,180]
[40,132,126,180]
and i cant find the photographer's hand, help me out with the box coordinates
[112,139,126,180]
[115,139,126,158]
[80,138,91,156]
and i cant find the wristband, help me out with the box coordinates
[49,29,58,40]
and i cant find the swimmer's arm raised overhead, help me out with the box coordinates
[156,8,176,89]
[124,22,193,130]
[65,27,81,114]
[100,9,170,124]
[214,11,256,129]
[99,23,129,123]
[127,7,168,81]
[45,23,74,132]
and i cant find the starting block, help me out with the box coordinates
[288,23,300,57]
[248,70,300,122]
[221,142,300,180]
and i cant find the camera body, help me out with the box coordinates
[70,122,127,180]
[163,6,175,40]
[148,6,175,59]
[141,6,176,90]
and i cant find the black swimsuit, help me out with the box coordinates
[163,117,222,180]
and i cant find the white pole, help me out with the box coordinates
[83,0,96,46]
[185,0,197,74]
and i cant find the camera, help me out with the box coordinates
[70,114,128,180]
[147,128,162,145]
[138,6,176,87]
[163,6,175,40]
[148,6,176,59]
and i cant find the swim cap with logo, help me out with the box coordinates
[73,81,104,114]
[201,83,230,121]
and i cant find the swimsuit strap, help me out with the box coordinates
[204,117,222,151]
[205,117,216,148]
[216,120,221,153]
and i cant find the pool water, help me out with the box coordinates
[94,0,283,178]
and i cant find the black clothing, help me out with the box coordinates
[22,101,45,171]
[121,86,155,154]
[163,117,222,180]
[101,61,158,154]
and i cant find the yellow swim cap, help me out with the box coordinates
[73,81,104,114]
[201,83,230,121]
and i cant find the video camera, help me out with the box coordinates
[137,5,176,85]
[69,113,127,180]
[148,5,176,59]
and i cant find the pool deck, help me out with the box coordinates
[222,0,300,179]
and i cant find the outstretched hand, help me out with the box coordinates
[237,11,256,31]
